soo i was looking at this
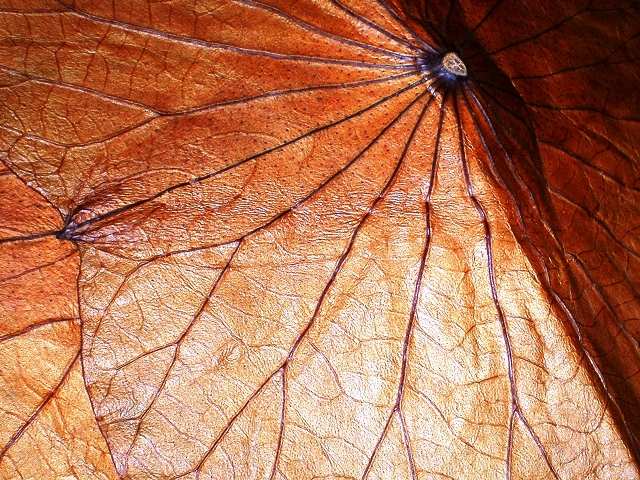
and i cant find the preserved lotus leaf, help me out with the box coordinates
[0,0,639,479]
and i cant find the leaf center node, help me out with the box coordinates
[442,52,467,77]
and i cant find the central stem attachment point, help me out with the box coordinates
[442,52,467,77]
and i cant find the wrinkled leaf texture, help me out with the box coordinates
[1,0,639,478]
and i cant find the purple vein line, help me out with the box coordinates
[452,93,559,480]
[362,87,447,480]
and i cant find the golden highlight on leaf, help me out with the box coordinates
[1,0,639,479]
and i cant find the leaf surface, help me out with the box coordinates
[1,0,639,479]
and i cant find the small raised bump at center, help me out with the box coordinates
[442,52,467,77]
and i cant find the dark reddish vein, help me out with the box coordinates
[459,88,538,242]
[62,75,431,239]
[283,89,435,368]
[87,75,437,350]
[392,1,443,51]
[0,64,155,113]
[362,88,447,480]
[474,79,522,105]
[563,251,640,350]
[239,0,416,59]
[471,76,640,341]
[463,84,562,248]
[526,102,640,122]
[418,4,452,52]
[111,81,436,476]
[0,348,81,462]
[0,249,76,283]
[411,385,506,461]
[459,0,506,49]
[461,85,571,334]
[495,2,599,56]
[268,371,287,480]
[465,0,595,60]
[510,30,640,80]
[330,0,427,54]
[0,8,66,13]
[453,93,559,480]
[538,140,640,193]
[97,247,239,372]
[463,84,640,465]
[0,55,421,119]
[470,84,533,139]
[118,241,241,473]
[50,2,412,69]
[550,187,640,261]
[0,230,61,245]
[280,87,436,476]
[376,0,438,53]
[554,119,640,168]
[505,408,516,475]
[0,317,78,344]
[478,80,636,176]
[180,85,439,480]
[179,356,279,480]
[88,78,437,341]
[85,242,239,352]
[414,0,428,22]
[70,204,165,243]
[548,285,640,460]
[2,116,157,147]
[443,0,455,40]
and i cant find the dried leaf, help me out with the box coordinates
[1,0,639,479]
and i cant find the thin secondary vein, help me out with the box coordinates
[61,75,431,239]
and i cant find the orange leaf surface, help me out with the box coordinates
[1,0,639,479]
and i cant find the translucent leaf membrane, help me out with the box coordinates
[0,0,639,479]
[0,163,117,479]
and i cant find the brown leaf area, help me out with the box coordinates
[1,0,639,478]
